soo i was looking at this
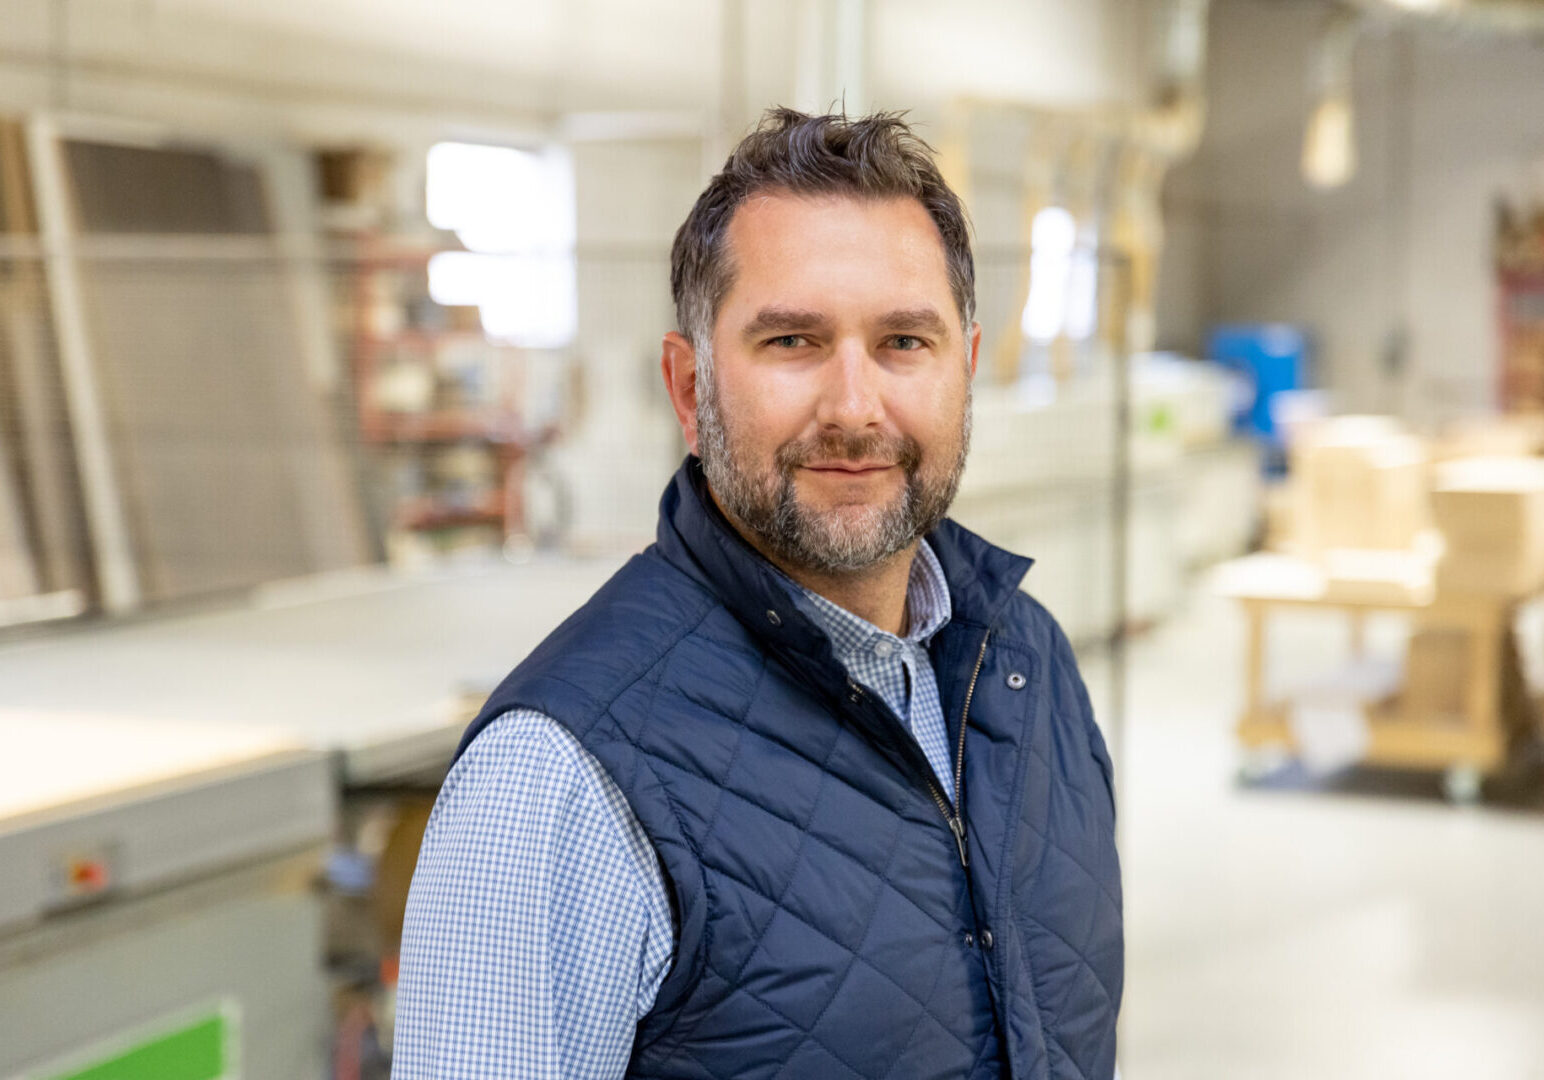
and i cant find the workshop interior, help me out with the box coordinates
[2,0,1544,1077]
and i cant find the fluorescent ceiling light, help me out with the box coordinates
[1302,95,1357,189]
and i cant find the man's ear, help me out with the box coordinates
[661,332,700,454]
[967,322,982,379]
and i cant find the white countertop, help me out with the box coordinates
[0,553,627,787]
[0,710,306,822]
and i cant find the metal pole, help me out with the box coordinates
[1108,251,1133,840]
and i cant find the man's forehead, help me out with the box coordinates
[717,190,957,317]
[724,188,939,242]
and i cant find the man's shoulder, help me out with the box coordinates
[440,708,608,818]
[457,547,736,759]
[519,546,731,696]
[456,707,600,782]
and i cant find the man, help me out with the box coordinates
[395,108,1122,1080]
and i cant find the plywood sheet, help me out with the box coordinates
[0,708,301,821]
[60,138,370,602]
[0,555,624,784]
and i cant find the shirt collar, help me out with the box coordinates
[789,539,952,661]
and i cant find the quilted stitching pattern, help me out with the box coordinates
[572,598,1112,1079]
[534,609,998,1079]
[457,467,1121,1080]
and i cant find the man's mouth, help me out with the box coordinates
[801,462,896,474]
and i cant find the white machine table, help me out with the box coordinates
[0,554,624,1079]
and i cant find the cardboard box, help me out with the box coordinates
[1403,623,1538,741]
[1402,628,1470,723]
[1431,456,1544,596]
[1292,417,1431,554]
[315,146,394,206]
[1262,482,1295,553]
[1432,415,1544,462]
[1321,548,1435,606]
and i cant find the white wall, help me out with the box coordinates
[1158,0,1544,423]
[869,0,1151,114]
[557,137,701,549]
[1,0,1159,144]
[0,0,717,141]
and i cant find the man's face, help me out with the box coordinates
[691,191,978,575]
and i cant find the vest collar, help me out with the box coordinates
[654,456,1034,652]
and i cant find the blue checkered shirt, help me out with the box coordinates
[393,541,956,1079]
[784,538,955,802]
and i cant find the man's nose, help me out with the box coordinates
[813,339,884,432]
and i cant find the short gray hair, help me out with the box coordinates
[669,107,976,361]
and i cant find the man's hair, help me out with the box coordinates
[669,107,976,357]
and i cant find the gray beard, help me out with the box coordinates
[696,374,971,575]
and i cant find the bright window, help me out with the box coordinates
[1020,206,1098,344]
[425,142,576,348]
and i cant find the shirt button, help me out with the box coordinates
[1006,672,1026,690]
[980,927,995,950]
[765,609,781,627]
[873,640,895,659]
[962,932,975,948]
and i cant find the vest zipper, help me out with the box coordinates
[925,629,990,869]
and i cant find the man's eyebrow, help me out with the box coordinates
[877,308,950,336]
[741,308,828,338]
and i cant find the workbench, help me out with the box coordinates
[1215,553,1541,799]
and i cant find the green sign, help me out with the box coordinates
[36,1007,234,1080]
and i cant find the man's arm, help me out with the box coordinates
[393,709,675,1079]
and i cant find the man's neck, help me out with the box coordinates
[707,487,915,636]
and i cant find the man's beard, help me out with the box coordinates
[696,374,971,575]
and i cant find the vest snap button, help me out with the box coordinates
[963,932,975,948]
[980,927,995,950]
[1006,671,1026,690]
[766,609,781,627]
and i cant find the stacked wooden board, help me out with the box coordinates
[1430,456,1544,597]
[1290,416,1432,558]
[0,117,90,615]
[0,118,374,618]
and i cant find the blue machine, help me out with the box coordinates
[1207,323,1311,474]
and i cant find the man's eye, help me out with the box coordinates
[768,335,808,348]
[889,335,924,351]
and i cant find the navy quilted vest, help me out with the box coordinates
[458,458,1123,1079]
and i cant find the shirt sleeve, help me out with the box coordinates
[393,709,676,1080]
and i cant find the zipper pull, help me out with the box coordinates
[948,814,969,869]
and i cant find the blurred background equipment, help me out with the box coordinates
[1,0,1543,1077]
[0,714,332,1079]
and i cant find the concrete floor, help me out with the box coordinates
[1085,582,1544,1079]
